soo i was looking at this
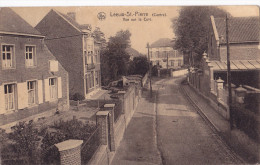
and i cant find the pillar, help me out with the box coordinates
[96,111,110,145]
[103,104,116,151]
[235,85,247,104]
[55,139,83,165]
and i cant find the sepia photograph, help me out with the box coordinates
[0,4,259,165]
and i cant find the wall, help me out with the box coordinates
[35,10,85,97]
[0,34,69,127]
[88,85,142,165]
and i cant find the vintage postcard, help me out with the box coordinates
[0,5,259,165]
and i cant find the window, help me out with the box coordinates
[28,81,36,105]
[178,60,182,66]
[4,84,15,111]
[25,46,36,67]
[95,71,99,86]
[2,45,14,69]
[171,60,175,66]
[49,78,57,100]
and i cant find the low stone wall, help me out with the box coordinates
[87,85,142,165]
[171,69,188,77]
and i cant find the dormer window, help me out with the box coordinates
[25,46,36,67]
[2,45,15,69]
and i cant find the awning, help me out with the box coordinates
[210,60,260,71]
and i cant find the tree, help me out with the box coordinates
[101,30,131,85]
[128,56,149,76]
[172,6,230,66]
[92,27,107,48]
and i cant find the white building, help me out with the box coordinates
[149,38,183,69]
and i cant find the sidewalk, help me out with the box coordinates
[182,84,258,163]
[111,88,162,165]
[182,85,231,136]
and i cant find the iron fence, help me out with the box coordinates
[81,126,101,164]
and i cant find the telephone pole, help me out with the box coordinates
[147,43,152,97]
[226,14,233,129]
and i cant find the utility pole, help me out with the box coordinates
[226,14,233,130]
[166,52,169,76]
[147,43,152,97]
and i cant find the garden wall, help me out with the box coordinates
[87,84,142,165]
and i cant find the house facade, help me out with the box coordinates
[36,10,101,99]
[188,16,260,118]
[199,16,260,95]
[0,8,69,126]
[149,38,183,69]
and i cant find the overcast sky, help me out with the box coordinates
[11,6,259,54]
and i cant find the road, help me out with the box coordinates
[156,77,236,165]
[112,76,237,165]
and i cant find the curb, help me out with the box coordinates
[180,84,245,164]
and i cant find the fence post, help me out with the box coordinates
[234,85,247,104]
[103,104,116,151]
[55,139,83,165]
[96,111,110,145]
[216,77,224,99]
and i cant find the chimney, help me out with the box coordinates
[67,12,76,21]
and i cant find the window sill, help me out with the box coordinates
[2,67,16,70]
[26,66,37,69]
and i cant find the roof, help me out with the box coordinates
[0,8,42,36]
[213,16,259,44]
[150,38,175,48]
[53,9,91,33]
[210,60,260,71]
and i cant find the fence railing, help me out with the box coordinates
[81,126,100,164]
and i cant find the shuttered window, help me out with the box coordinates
[49,78,57,100]
[27,81,36,105]
[4,84,15,111]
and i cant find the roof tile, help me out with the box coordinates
[0,8,41,36]
[214,17,259,43]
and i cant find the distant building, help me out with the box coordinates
[0,8,69,126]
[149,38,184,69]
[36,9,101,99]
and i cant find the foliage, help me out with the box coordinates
[172,6,229,66]
[40,119,96,164]
[1,121,41,165]
[101,30,131,85]
[231,104,258,141]
[128,56,149,76]
[92,27,107,48]
[69,92,85,101]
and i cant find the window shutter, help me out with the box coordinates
[58,77,62,98]
[38,80,43,104]
[44,79,50,102]
[18,82,28,109]
[0,85,5,114]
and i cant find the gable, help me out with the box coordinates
[35,9,82,39]
[0,8,41,36]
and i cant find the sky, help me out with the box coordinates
[11,6,259,54]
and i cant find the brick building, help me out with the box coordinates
[0,8,69,126]
[149,38,184,69]
[35,9,101,99]
[196,16,260,96]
